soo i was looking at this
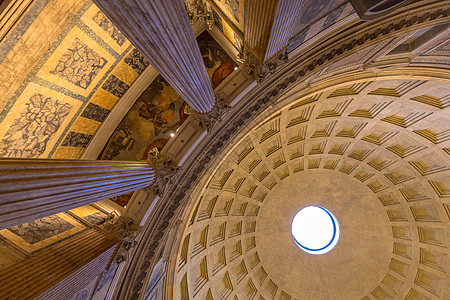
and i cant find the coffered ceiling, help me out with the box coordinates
[176,78,450,300]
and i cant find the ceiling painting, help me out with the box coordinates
[0,0,148,160]
[0,0,148,268]
[0,83,82,158]
[0,212,86,253]
[197,31,237,89]
[0,203,110,271]
[0,0,86,114]
[100,31,237,162]
[207,0,244,36]
[288,1,353,52]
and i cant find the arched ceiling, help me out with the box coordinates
[175,78,450,300]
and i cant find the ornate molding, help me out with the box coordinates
[185,0,214,30]
[240,46,289,82]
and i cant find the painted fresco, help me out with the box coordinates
[0,0,148,160]
[49,37,108,89]
[198,31,237,89]
[7,215,75,245]
[218,0,239,23]
[288,2,354,53]
[0,204,109,259]
[100,31,236,162]
[212,8,243,50]
[0,89,77,158]
[99,75,186,161]
[0,213,87,253]
[208,0,244,34]
[70,205,110,225]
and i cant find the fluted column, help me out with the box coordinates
[0,159,155,229]
[92,0,216,113]
[244,0,303,62]
[265,0,304,61]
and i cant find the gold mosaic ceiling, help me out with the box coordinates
[176,78,450,300]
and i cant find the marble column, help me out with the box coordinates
[0,159,155,229]
[92,0,215,113]
[244,0,304,63]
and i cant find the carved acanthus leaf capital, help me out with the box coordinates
[101,216,141,263]
[239,46,289,83]
[186,0,214,30]
[101,215,140,240]
[189,94,231,132]
[147,155,180,196]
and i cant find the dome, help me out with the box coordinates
[174,77,450,300]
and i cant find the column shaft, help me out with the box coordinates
[92,0,216,113]
[244,0,303,62]
[244,0,279,63]
[0,159,155,229]
[265,0,304,61]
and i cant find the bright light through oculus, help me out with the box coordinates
[291,206,339,255]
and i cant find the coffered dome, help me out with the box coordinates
[175,78,450,300]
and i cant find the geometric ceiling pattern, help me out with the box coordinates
[176,78,450,300]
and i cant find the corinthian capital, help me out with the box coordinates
[101,216,141,263]
[189,94,231,132]
[147,155,180,196]
[186,0,214,29]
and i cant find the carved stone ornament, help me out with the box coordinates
[147,155,180,196]
[101,216,141,263]
[185,0,214,30]
[239,46,289,82]
[262,48,289,77]
[101,215,140,240]
[189,94,231,132]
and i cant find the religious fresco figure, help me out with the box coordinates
[101,32,236,162]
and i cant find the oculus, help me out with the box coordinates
[291,206,339,254]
